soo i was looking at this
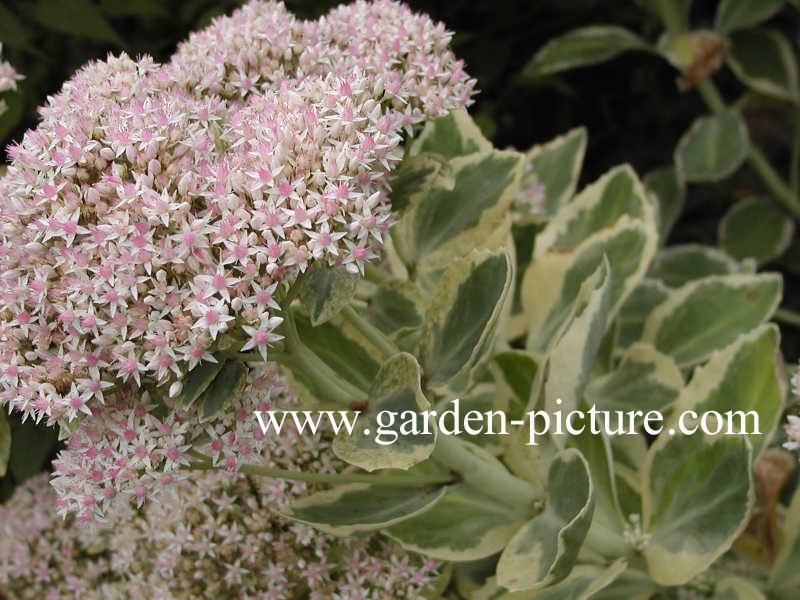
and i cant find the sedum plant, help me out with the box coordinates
[264,110,797,599]
[0,1,798,599]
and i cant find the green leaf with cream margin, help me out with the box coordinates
[644,165,685,242]
[715,0,786,35]
[649,244,740,288]
[669,324,784,457]
[524,219,657,354]
[617,279,670,349]
[522,164,657,350]
[533,165,657,253]
[719,197,795,265]
[473,559,627,600]
[523,26,648,78]
[674,111,749,183]
[393,149,523,272]
[333,353,436,471]
[497,449,595,592]
[543,257,612,421]
[640,273,782,367]
[0,409,10,477]
[768,485,800,595]
[282,483,446,536]
[642,430,754,585]
[411,107,492,159]
[420,250,512,395]
[585,342,684,417]
[726,28,800,103]
[385,484,525,561]
[520,127,587,219]
[298,265,359,326]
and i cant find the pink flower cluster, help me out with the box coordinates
[1,471,442,599]
[50,362,296,520]
[0,0,474,427]
[0,44,22,116]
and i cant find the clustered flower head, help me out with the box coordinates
[50,362,298,520]
[0,44,22,117]
[1,472,442,599]
[0,0,475,428]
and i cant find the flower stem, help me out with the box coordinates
[696,80,800,218]
[340,304,399,359]
[431,434,542,515]
[190,460,452,487]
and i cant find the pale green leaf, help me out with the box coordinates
[492,350,539,419]
[497,449,595,591]
[333,353,436,471]
[292,310,381,393]
[524,26,648,78]
[525,220,657,353]
[671,324,784,458]
[535,165,657,253]
[298,266,359,326]
[586,342,684,415]
[617,279,670,348]
[543,257,612,417]
[395,150,522,271]
[474,560,627,600]
[715,0,785,35]
[644,165,685,242]
[385,484,524,561]
[282,483,446,536]
[411,108,492,158]
[521,127,587,218]
[389,153,454,214]
[643,432,753,585]
[675,111,749,182]
[421,250,512,394]
[649,244,739,287]
[368,282,423,337]
[719,197,795,264]
[641,273,782,367]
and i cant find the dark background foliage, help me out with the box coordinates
[1,0,799,495]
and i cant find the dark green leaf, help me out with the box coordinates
[200,360,247,420]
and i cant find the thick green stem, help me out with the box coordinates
[697,80,800,217]
[279,304,368,404]
[290,344,367,404]
[775,307,800,328]
[341,304,399,359]
[190,460,451,487]
[432,434,542,514]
